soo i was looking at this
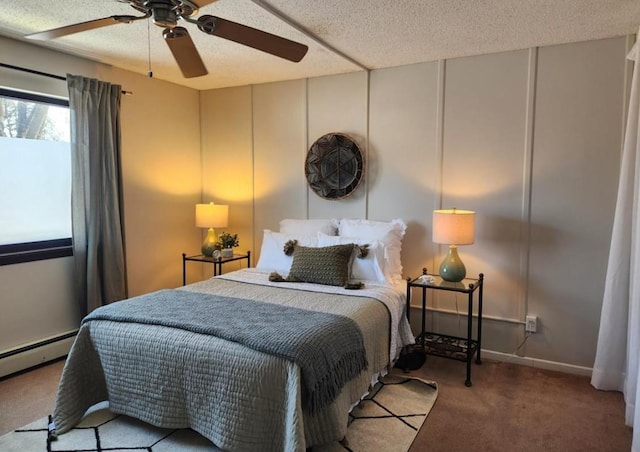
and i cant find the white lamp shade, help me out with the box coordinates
[195,203,228,229]
[432,209,475,245]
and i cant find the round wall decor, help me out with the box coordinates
[305,133,364,200]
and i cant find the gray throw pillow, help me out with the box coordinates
[286,244,355,286]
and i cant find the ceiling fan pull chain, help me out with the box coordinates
[147,19,153,78]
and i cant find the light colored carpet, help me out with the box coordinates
[0,374,437,451]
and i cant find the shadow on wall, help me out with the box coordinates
[477,214,561,278]
[403,219,429,274]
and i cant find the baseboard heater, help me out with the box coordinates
[0,330,78,379]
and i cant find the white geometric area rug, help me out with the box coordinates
[0,374,437,452]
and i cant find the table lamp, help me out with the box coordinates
[432,208,475,282]
[196,202,228,257]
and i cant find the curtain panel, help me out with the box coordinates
[591,33,640,451]
[67,74,127,317]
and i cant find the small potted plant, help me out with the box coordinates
[217,232,239,258]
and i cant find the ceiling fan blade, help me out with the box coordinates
[163,27,208,78]
[197,15,308,63]
[192,0,220,7]
[26,15,141,41]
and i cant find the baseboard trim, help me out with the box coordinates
[0,330,77,379]
[482,349,593,377]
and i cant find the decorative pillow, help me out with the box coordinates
[255,230,319,274]
[317,233,387,283]
[279,218,339,236]
[338,218,407,282]
[286,244,354,286]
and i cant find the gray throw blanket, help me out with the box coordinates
[83,289,368,414]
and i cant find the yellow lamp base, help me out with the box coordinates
[201,228,218,257]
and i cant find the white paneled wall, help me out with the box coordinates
[368,62,441,282]
[252,80,308,253]
[307,72,369,219]
[437,50,532,351]
[528,38,626,365]
[201,36,628,368]
[120,70,201,296]
[200,86,253,271]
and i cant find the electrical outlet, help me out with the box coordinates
[525,315,538,333]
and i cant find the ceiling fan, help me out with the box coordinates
[25,0,309,78]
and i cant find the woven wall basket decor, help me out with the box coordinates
[305,133,364,200]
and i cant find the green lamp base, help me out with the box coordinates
[439,245,466,282]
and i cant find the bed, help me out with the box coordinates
[51,218,414,451]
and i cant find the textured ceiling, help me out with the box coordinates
[0,0,638,90]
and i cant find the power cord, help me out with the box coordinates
[455,293,461,330]
[504,332,531,363]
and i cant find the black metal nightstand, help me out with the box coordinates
[407,268,484,386]
[182,251,251,286]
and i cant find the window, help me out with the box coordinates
[0,88,72,265]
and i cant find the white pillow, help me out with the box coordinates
[338,218,407,282]
[317,233,387,283]
[279,218,339,236]
[256,230,319,274]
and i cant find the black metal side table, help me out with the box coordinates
[407,268,484,386]
[182,251,251,286]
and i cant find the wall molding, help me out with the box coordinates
[434,59,446,211]
[519,47,538,323]
[410,304,525,326]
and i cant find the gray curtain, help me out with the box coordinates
[67,74,127,317]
